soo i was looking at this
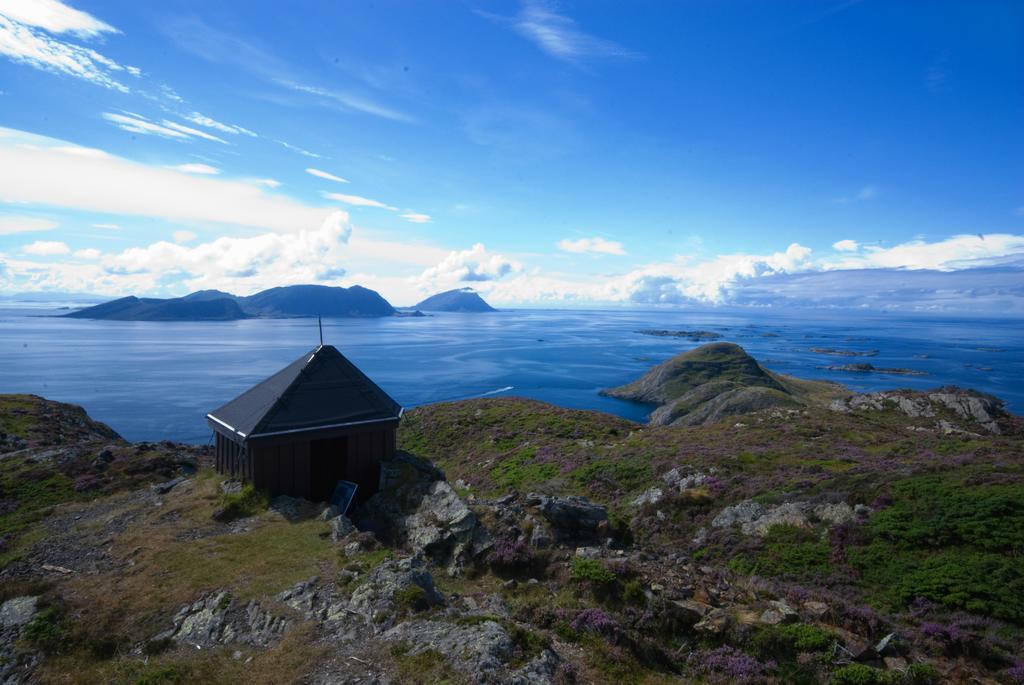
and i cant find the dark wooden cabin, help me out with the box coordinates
[206,345,401,502]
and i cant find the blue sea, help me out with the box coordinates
[0,303,1021,443]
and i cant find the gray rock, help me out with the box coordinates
[219,480,243,496]
[151,476,186,494]
[631,487,663,507]
[759,599,798,625]
[318,505,341,521]
[164,591,289,647]
[348,557,444,630]
[813,502,856,526]
[528,518,554,549]
[527,493,607,543]
[329,514,356,542]
[694,608,730,635]
[382,618,512,677]
[362,456,490,575]
[711,500,766,529]
[0,596,38,628]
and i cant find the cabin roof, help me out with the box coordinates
[206,345,401,442]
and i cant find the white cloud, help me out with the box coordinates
[324,192,397,210]
[247,178,281,188]
[419,243,522,290]
[557,236,625,255]
[172,230,197,244]
[4,211,355,295]
[832,239,859,252]
[0,126,333,233]
[0,13,138,92]
[485,1,637,64]
[92,223,120,230]
[159,120,227,144]
[306,168,349,184]
[400,212,431,224]
[0,215,58,235]
[282,80,414,123]
[74,247,100,259]
[183,112,256,137]
[0,0,116,38]
[825,233,1024,272]
[171,163,220,175]
[102,112,189,139]
[276,140,322,159]
[23,240,70,255]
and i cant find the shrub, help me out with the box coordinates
[213,484,268,522]
[751,623,836,656]
[830,664,884,685]
[20,606,66,653]
[828,663,937,685]
[729,525,831,580]
[570,557,616,585]
[622,579,646,606]
[142,637,173,656]
[688,645,776,684]
[393,585,429,612]
[569,608,617,636]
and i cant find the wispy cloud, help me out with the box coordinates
[162,17,413,123]
[0,0,116,38]
[172,230,197,244]
[182,112,256,137]
[170,163,220,175]
[837,184,878,203]
[247,178,281,188]
[102,112,229,144]
[401,212,431,224]
[323,192,396,210]
[482,1,637,64]
[23,240,70,255]
[0,126,333,233]
[276,140,322,159]
[281,80,415,123]
[306,168,349,184]
[92,223,121,230]
[832,239,859,251]
[0,5,140,92]
[557,236,625,255]
[0,215,58,235]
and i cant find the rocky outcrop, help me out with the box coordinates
[830,388,1005,434]
[359,454,490,574]
[348,556,444,630]
[525,493,608,544]
[711,500,868,536]
[160,591,289,648]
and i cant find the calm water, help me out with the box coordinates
[1,304,1021,443]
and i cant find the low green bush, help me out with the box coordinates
[752,622,836,656]
[570,557,617,585]
[213,484,268,523]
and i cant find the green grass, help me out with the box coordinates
[571,557,617,585]
[213,484,269,522]
[489,447,558,491]
[728,525,832,579]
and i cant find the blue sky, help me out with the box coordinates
[0,0,1022,310]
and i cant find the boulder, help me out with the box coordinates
[525,493,607,543]
[0,596,38,628]
[348,556,444,630]
[759,600,798,625]
[631,487,663,507]
[328,514,356,542]
[694,608,730,635]
[360,455,490,574]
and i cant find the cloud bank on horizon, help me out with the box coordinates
[0,0,1022,312]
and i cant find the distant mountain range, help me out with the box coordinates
[63,284,498,321]
[66,284,397,321]
[414,288,496,312]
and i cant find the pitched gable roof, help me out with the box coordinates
[207,345,401,441]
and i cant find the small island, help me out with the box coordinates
[64,284,396,321]
[810,347,879,357]
[825,363,928,376]
[414,288,496,312]
[636,329,722,341]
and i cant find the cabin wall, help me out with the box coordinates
[217,422,397,501]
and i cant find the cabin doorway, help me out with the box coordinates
[310,436,348,502]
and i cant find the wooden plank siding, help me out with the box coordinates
[213,422,397,501]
